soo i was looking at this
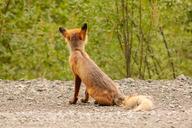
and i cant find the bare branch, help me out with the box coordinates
[159,26,176,79]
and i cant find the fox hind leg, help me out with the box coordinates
[81,89,89,103]
[94,96,114,106]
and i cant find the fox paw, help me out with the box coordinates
[69,98,78,104]
[81,99,88,103]
[94,101,99,104]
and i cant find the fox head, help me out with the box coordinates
[59,23,87,51]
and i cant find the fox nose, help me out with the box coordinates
[59,27,65,33]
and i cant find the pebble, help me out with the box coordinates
[0,75,191,128]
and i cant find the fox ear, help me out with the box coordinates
[81,23,87,32]
[59,27,66,33]
[80,23,87,40]
[59,27,67,37]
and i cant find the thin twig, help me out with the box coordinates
[3,0,11,14]
[159,26,176,78]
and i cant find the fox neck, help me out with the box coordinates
[67,43,86,54]
[67,39,87,54]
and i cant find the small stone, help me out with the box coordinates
[179,84,183,87]
[176,74,187,81]
[147,80,152,83]
[57,95,63,98]
[170,104,175,108]
[127,78,134,82]
[7,97,14,100]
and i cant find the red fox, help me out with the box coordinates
[59,23,153,111]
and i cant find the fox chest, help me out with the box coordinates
[69,55,84,76]
[69,57,77,73]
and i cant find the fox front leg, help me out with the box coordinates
[69,75,81,104]
[81,89,89,103]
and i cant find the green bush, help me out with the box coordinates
[0,0,191,80]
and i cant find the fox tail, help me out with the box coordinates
[120,95,154,111]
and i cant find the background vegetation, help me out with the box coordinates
[0,0,191,80]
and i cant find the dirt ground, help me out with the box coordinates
[0,74,192,128]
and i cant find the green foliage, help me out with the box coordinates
[0,0,191,80]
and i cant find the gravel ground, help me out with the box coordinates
[0,75,192,128]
